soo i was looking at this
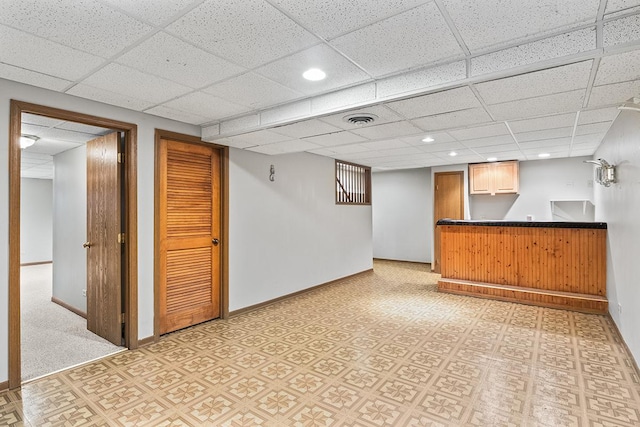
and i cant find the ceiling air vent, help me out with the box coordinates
[343,113,378,126]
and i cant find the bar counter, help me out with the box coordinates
[436,219,608,313]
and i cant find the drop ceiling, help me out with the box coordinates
[4,0,640,171]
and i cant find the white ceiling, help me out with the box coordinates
[4,0,640,171]
[21,113,111,179]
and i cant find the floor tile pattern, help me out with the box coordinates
[2,260,640,426]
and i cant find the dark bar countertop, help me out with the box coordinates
[436,219,607,229]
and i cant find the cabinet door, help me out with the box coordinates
[469,163,493,194]
[494,161,519,193]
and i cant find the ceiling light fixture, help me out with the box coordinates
[421,136,435,143]
[538,153,550,158]
[20,134,39,149]
[487,157,498,162]
[302,68,326,81]
[448,151,457,157]
[618,97,640,112]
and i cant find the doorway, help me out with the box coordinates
[154,131,227,339]
[9,100,138,389]
[433,171,464,273]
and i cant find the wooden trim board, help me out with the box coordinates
[51,297,87,319]
[20,261,53,267]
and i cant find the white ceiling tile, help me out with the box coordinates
[254,44,371,95]
[412,108,493,131]
[448,123,510,141]
[595,50,640,85]
[605,0,640,14]
[514,127,574,142]
[160,92,251,121]
[211,137,256,149]
[37,128,98,143]
[401,132,457,145]
[101,0,200,25]
[308,148,340,157]
[56,121,111,135]
[21,124,51,137]
[269,0,428,39]
[166,0,319,68]
[359,139,411,151]
[338,151,387,160]
[603,14,640,46]
[22,114,64,127]
[418,141,466,153]
[80,63,191,104]
[247,139,321,155]
[117,32,245,89]
[0,1,152,56]
[475,61,592,105]
[589,80,640,107]
[66,83,155,111]
[350,121,423,140]
[573,133,606,144]
[317,144,372,155]
[441,0,600,52]
[481,151,527,161]
[303,131,368,147]
[319,106,403,130]
[471,28,596,76]
[487,90,585,121]
[375,147,425,157]
[21,151,53,163]
[330,3,463,77]
[575,122,612,135]
[570,148,597,155]
[202,124,220,141]
[219,115,260,135]
[261,100,312,125]
[387,87,482,119]
[444,153,486,163]
[0,24,105,81]
[311,84,377,114]
[578,107,620,124]
[461,135,516,148]
[144,105,211,125]
[204,73,302,110]
[507,113,578,133]
[27,140,82,155]
[377,61,467,99]
[471,143,522,154]
[571,141,601,152]
[519,137,572,149]
[232,130,293,146]
[0,63,71,91]
[272,119,342,139]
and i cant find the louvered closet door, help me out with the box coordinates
[159,139,221,334]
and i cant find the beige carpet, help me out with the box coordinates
[20,263,124,382]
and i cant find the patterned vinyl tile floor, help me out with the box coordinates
[1,260,639,426]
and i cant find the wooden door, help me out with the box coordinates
[433,172,464,273]
[158,139,221,334]
[86,132,123,346]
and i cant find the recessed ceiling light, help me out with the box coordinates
[538,153,550,158]
[449,151,457,157]
[421,136,435,143]
[487,157,498,162]
[302,68,326,81]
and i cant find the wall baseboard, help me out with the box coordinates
[229,268,374,317]
[20,260,53,267]
[0,380,8,392]
[373,257,431,266]
[51,297,86,319]
[138,336,156,347]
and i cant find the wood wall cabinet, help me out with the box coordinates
[469,160,519,195]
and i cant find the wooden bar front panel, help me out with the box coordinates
[439,225,606,309]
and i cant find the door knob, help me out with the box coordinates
[212,238,219,246]
[83,242,92,248]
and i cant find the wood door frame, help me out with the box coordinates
[9,100,138,389]
[433,171,465,273]
[153,129,229,342]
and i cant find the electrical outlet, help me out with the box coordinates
[82,289,87,297]
[618,303,622,315]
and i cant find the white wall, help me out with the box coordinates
[372,168,431,263]
[20,178,53,264]
[470,157,594,221]
[593,109,640,365]
[228,149,373,310]
[52,145,87,312]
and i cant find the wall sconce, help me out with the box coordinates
[269,164,275,182]
[584,158,616,187]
